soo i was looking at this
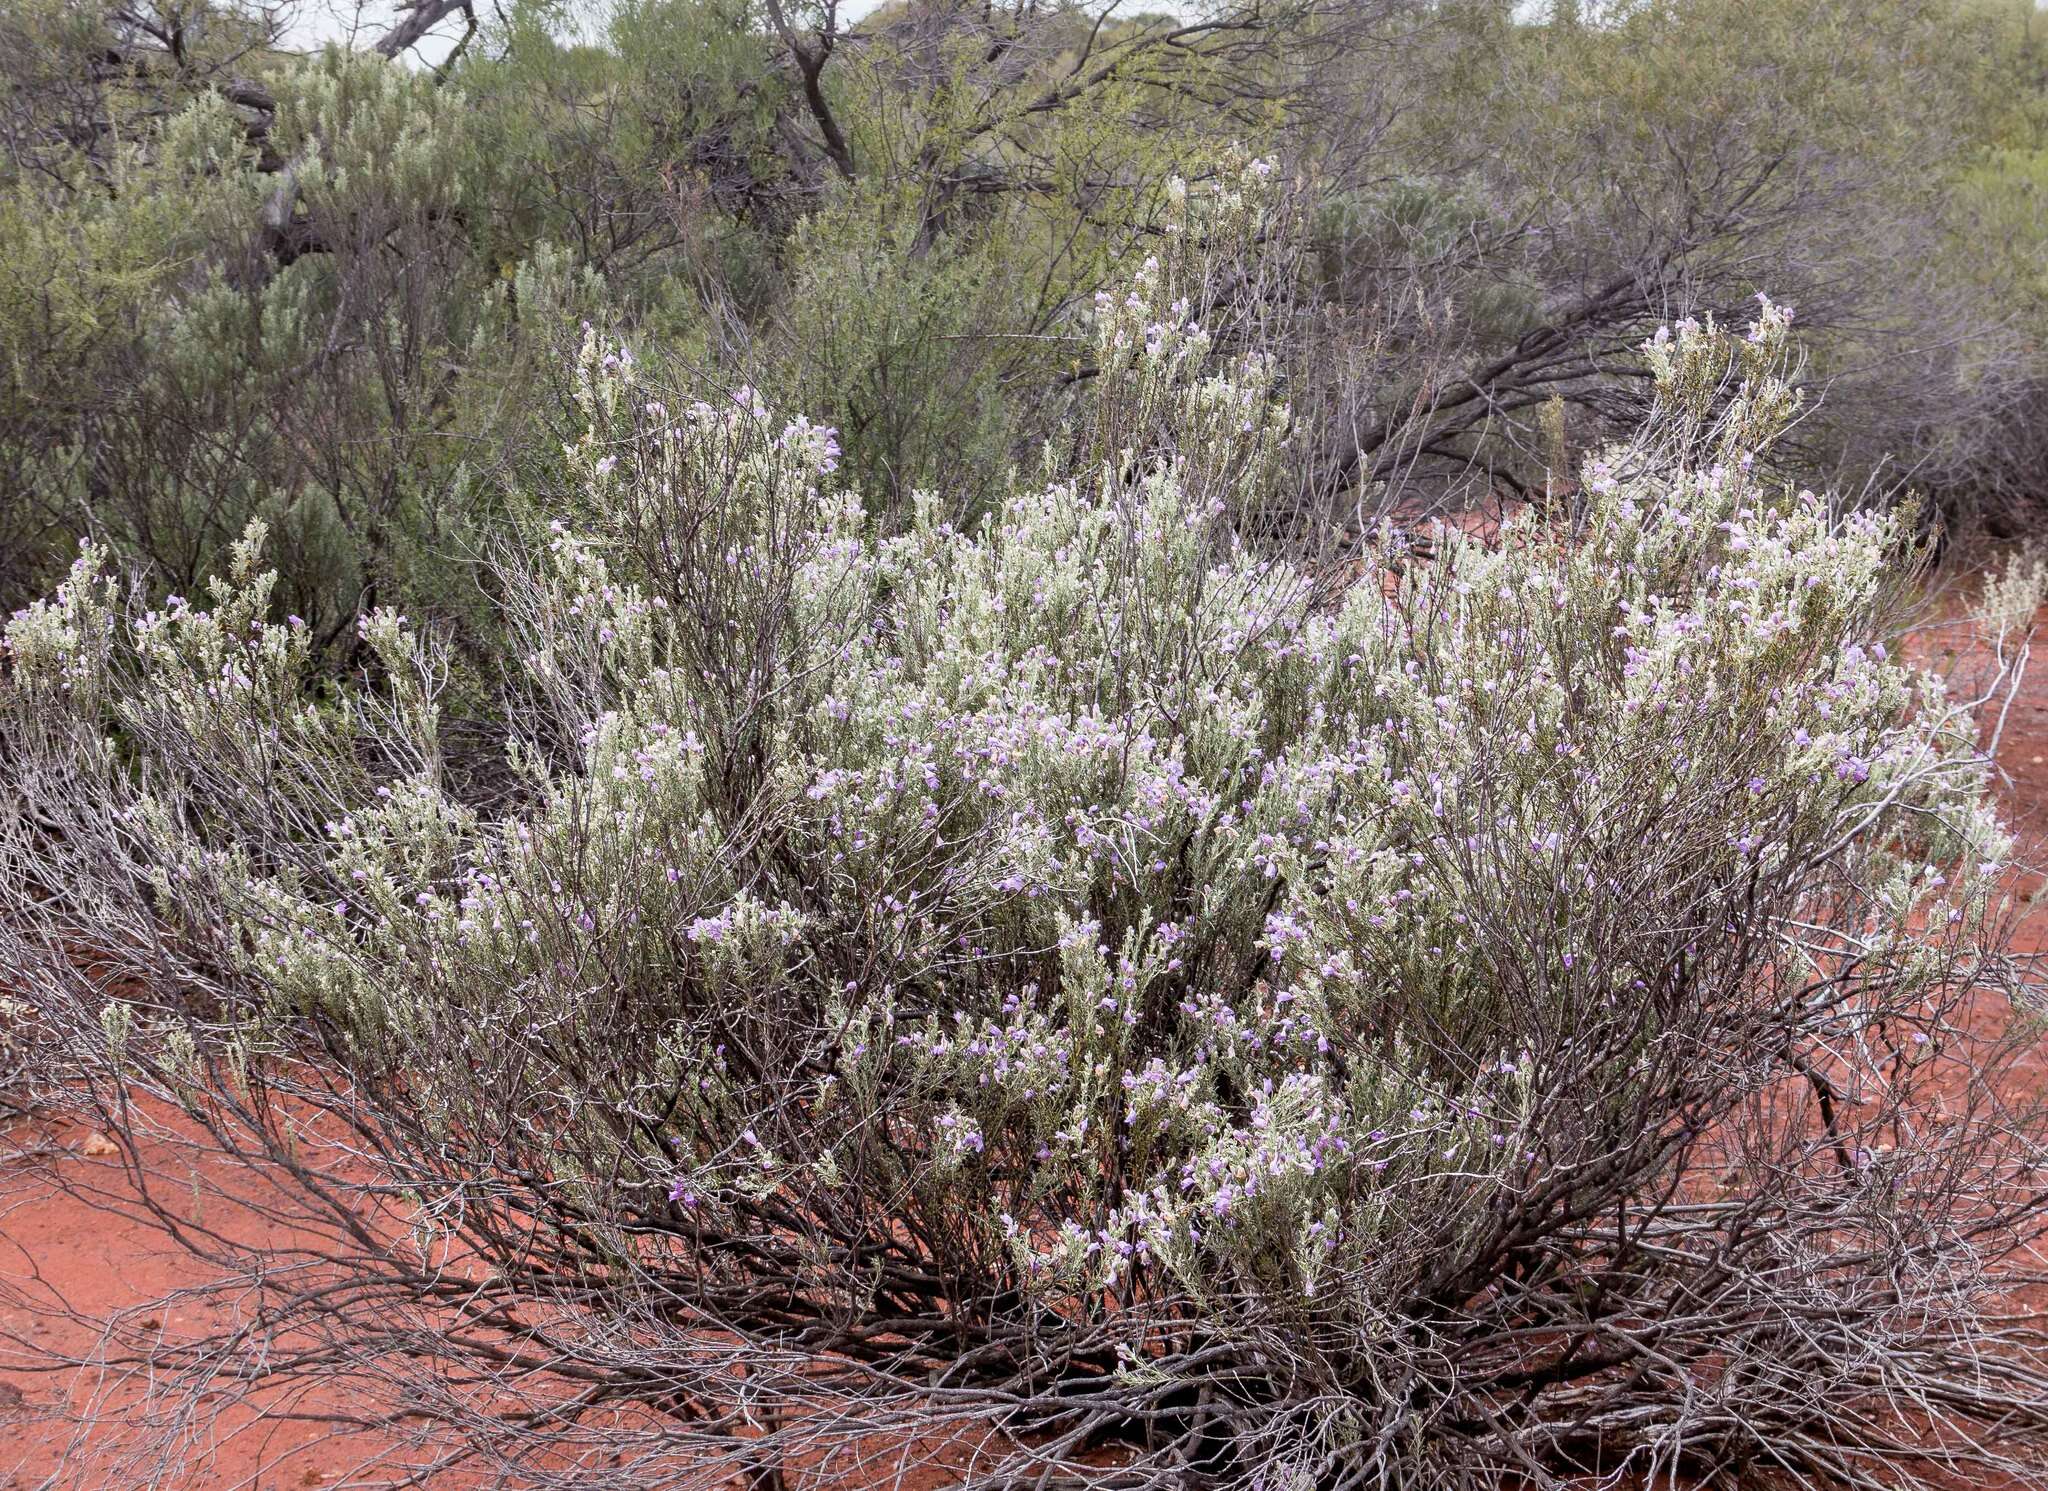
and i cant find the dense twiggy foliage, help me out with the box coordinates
[4,167,2048,1489]
[3,0,2046,639]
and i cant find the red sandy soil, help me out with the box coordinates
[0,1117,407,1491]
[4,598,2047,1491]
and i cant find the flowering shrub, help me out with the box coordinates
[5,161,2048,1489]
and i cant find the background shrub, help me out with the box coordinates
[3,0,2046,644]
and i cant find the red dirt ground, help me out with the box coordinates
[0,1118,408,1490]
[4,598,2047,1490]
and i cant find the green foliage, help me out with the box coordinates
[0,0,2042,696]
[764,183,1063,513]
[1292,0,2048,516]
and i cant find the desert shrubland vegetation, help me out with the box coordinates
[4,0,2046,641]
[4,1,2048,1488]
